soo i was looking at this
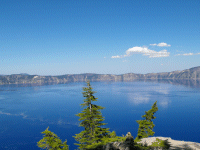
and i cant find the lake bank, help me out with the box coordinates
[137,137,200,150]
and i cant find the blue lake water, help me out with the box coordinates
[0,81,200,150]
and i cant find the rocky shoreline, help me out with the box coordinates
[102,133,200,150]
[137,137,200,150]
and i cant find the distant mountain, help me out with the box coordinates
[0,66,200,85]
[19,73,30,76]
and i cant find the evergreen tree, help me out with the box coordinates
[73,81,110,150]
[136,101,158,139]
[37,127,69,150]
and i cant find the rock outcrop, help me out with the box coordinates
[137,137,200,150]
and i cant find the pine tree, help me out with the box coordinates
[73,81,110,150]
[37,127,69,150]
[136,101,158,139]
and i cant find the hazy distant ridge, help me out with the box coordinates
[0,66,200,85]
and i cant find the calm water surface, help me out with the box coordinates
[0,81,200,150]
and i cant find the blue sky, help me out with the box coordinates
[1,0,200,75]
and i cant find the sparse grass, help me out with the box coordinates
[101,136,127,143]
[134,137,142,143]
[134,143,152,150]
[150,138,170,149]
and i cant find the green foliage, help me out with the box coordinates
[109,131,116,138]
[135,139,170,150]
[37,127,69,150]
[151,138,171,149]
[136,101,158,139]
[134,143,151,150]
[73,80,110,150]
[159,140,171,149]
[134,137,142,143]
[101,133,126,144]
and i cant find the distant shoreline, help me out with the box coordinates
[0,66,200,87]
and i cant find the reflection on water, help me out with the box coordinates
[0,110,79,127]
[1,79,200,89]
[124,83,172,107]
[128,93,150,104]
[134,79,200,89]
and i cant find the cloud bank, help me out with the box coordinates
[111,46,170,58]
[150,42,171,47]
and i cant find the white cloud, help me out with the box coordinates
[183,53,193,56]
[150,42,171,47]
[111,46,170,58]
[111,55,120,58]
[175,52,200,56]
[150,43,157,46]
[143,49,170,58]
[157,42,171,47]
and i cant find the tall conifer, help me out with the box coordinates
[73,81,110,150]
[136,101,158,139]
[37,127,69,150]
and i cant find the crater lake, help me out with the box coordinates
[0,80,200,150]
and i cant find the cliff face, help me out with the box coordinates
[0,66,200,85]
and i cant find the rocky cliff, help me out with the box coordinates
[0,66,200,85]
